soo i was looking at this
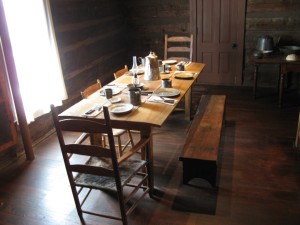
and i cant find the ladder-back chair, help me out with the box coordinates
[164,34,193,62]
[50,104,151,225]
[114,65,129,79]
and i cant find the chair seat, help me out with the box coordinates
[101,128,127,136]
[75,156,147,190]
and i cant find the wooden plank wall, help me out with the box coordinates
[49,0,129,107]
[49,0,190,107]
[119,0,190,60]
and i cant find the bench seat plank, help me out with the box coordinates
[180,95,226,186]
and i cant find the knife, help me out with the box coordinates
[141,91,153,95]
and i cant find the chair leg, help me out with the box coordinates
[117,136,122,157]
[116,187,128,225]
[101,135,107,148]
[127,130,134,147]
[69,185,86,224]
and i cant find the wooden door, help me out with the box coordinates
[190,0,246,85]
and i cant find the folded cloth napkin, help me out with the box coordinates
[147,95,176,105]
[82,104,103,117]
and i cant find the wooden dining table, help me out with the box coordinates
[59,62,205,195]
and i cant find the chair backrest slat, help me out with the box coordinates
[59,118,108,134]
[65,144,111,158]
[70,164,114,177]
[114,65,128,79]
[81,79,102,99]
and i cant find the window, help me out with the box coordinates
[3,0,67,123]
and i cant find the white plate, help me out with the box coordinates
[162,59,177,65]
[109,97,122,104]
[153,88,180,98]
[109,103,133,115]
[174,72,195,79]
[99,87,121,96]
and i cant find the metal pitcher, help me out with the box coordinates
[144,51,161,81]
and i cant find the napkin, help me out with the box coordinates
[147,95,176,105]
[82,104,103,117]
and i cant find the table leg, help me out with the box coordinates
[279,72,284,108]
[140,126,154,197]
[253,64,258,99]
[185,87,191,120]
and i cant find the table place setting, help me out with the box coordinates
[105,83,128,88]
[147,95,177,105]
[82,103,105,117]
[108,103,134,115]
[176,60,192,67]
[153,87,180,97]
[99,86,122,96]
[174,71,196,79]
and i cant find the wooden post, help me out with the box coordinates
[0,0,34,160]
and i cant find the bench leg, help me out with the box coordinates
[182,159,218,187]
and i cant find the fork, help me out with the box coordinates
[159,96,175,104]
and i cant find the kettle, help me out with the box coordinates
[256,35,274,53]
[144,51,161,81]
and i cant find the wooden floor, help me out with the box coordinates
[0,85,300,225]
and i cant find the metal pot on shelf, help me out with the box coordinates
[256,35,274,53]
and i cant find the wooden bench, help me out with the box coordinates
[179,95,226,187]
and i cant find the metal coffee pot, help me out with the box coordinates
[144,51,161,81]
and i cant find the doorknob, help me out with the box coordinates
[232,43,237,49]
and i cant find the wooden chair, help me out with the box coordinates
[81,79,134,157]
[80,79,102,99]
[164,34,193,62]
[65,79,102,145]
[113,66,141,136]
[114,65,128,79]
[50,105,151,225]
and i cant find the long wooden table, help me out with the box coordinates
[59,62,205,195]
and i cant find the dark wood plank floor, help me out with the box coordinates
[0,85,300,225]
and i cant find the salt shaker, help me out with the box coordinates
[132,73,139,87]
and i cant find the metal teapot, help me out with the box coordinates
[144,51,161,81]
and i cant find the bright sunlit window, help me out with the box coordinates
[3,0,67,123]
